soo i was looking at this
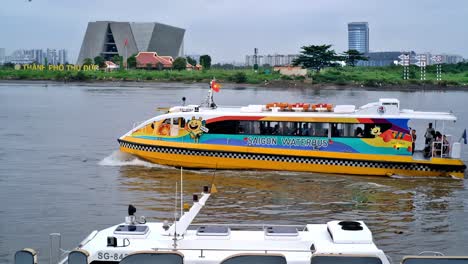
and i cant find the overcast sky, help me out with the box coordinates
[1,0,467,63]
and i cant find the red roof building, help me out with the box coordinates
[135,52,173,69]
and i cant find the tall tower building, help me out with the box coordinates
[0,48,5,64]
[58,49,68,64]
[47,49,58,65]
[348,22,369,54]
[34,49,44,64]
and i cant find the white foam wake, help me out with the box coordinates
[99,150,168,168]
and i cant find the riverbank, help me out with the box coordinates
[0,66,467,89]
[2,79,468,92]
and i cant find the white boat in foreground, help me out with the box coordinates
[14,185,468,264]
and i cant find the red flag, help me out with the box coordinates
[210,80,221,92]
[124,38,128,46]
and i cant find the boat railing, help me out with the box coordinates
[189,223,308,231]
[132,121,145,129]
[151,247,315,258]
[431,140,451,159]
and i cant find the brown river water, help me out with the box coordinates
[0,82,467,263]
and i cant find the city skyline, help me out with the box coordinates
[2,48,68,65]
[1,0,467,63]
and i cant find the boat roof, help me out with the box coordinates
[75,192,388,263]
[166,105,457,121]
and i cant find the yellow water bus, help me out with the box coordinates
[118,91,466,178]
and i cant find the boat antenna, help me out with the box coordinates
[182,97,186,106]
[173,182,178,248]
[180,167,183,218]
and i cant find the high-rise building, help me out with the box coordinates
[245,54,299,66]
[77,21,185,64]
[0,48,5,64]
[58,49,68,64]
[33,49,45,64]
[47,49,58,65]
[348,22,369,54]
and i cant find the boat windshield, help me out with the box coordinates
[402,257,468,264]
[311,256,383,264]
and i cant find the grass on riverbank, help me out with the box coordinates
[0,68,283,84]
[1,64,467,87]
[313,65,468,87]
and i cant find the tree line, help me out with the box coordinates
[81,54,212,71]
[292,45,368,72]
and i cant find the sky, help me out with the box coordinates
[1,0,467,63]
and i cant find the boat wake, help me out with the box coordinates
[390,174,456,180]
[99,150,168,168]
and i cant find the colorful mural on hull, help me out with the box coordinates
[131,116,413,156]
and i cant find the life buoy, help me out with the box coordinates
[158,124,171,136]
[288,103,310,111]
[312,103,333,112]
[266,102,289,110]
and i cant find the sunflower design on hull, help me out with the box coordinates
[186,116,208,143]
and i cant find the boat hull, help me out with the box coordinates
[118,137,466,178]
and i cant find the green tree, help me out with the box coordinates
[83,58,93,66]
[199,55,212,69]
[186,56,196,66]
[127,53,137,69]
[342,49,368,67]
[230,72,247,83]
[2,62,15,68]
[93,56,106,68]
[292,44,341,72]
[112,55,123,64]
[173,57,187,71]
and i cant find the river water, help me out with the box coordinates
[0,82,467,264]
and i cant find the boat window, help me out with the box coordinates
[172,117,185,128]
[207,120,334,137]
[280,122,295,136]
[180,118,186,128]
[310,256,383,264]
[330,123,342,137]
[221,255,287,264]
[308,123,329,137]
[330,123,366,138]
[162,119,170,125]
[238,121,260,135]
[207,120,239,134]
[260,121,279,135]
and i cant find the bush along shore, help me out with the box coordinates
[0,64,467,88]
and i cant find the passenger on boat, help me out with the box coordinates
[424,130,436,158]
[443,135,450,156]
[355,127,364,137]
[432,131,443,157]
[331,124,340,137]
[293,127,302,136]
[302,123,310,136]
[411,129,417,154]
[271,124,280,135]
[424,123,435,145]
